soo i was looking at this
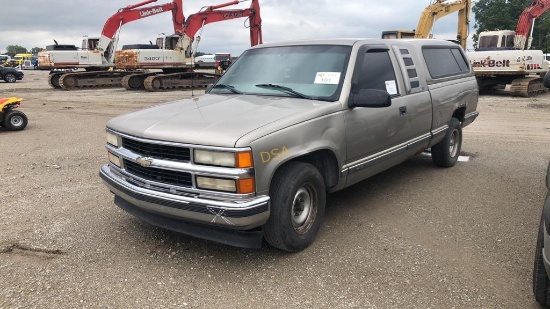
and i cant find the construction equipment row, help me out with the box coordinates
[38,0,262,91]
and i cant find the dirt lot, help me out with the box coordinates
[1,69,550,308]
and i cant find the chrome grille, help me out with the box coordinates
[124,160,192,187]
[122,137,190,162]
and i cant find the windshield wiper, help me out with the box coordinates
[212,84,243,94]
[255,83,313,99]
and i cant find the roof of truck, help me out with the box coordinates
[251,38,460,49]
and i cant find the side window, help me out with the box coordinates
[357,51,398,95]
[506,35,515,47]
[423,47,470,79]
[165,38,172,50]
[88,39,98,50]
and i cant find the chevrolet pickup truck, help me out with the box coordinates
[99,38,479,252]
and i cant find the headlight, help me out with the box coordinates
[106,131,120,147]
[194,149,253,168]
[107,152,121,167]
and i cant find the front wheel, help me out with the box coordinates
[544,70,550,88]
[431,117,462,167]
[4,110,28,130]
[264,162,326,252]
[4,73,17,83]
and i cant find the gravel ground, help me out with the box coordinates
[1,70,549,308]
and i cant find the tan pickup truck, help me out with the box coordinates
[100,38,479,252]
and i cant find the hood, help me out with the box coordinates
[107,94,341,147]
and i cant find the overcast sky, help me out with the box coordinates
[0,0,477,55]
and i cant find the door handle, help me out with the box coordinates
[399,106,407,115]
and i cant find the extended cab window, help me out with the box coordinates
[423,47,470,79]
[356,50,398,95]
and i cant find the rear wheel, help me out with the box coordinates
[4,73,17,83]
[4,110,28,130]
[543,70,550,88]
[533,214,550,305]
[264,162,326,252]
[431,117,462,167]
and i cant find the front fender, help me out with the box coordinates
[249,112,346,195]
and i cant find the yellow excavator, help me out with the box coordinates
[381,0,471,48]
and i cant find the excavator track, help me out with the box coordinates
[143,72,219,91]
[57,71,144,90]
[121,72,160,90]
[48,72,65,89]
[510,77,548,97]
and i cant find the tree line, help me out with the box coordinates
[3,45,44,56]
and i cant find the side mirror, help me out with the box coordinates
[349,89,391,108]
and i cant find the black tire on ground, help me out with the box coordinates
[4,73,17,83]
[533,215,550,305]
[543,71,550,88]
[264,161,326,252]
[431,117,462,167]
[4,110,28,130]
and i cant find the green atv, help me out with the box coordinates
[0,97,28,130]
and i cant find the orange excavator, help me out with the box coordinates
[39,0,184,90]
[116,0,262,91]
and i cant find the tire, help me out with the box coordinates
[431,117,462,167]
[533,214,550,305]
[264,161,326,252]
[544,70,550,88]
[4,73,17,83]
[4,110,28,130]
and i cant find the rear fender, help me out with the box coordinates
[0,97,22,110]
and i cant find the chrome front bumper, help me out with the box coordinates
[99,164,270,230]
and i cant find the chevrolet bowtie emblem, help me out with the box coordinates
[135,157,153,167]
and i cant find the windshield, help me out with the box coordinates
[478,35,498,48]
[210,45,352,101]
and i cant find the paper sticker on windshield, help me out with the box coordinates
[385,80,397,95]
[314,72,341,84]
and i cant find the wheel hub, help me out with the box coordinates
[291,185,316,234]
[10,115,23,127]
[449,129,460,157]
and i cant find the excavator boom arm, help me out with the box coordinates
[182,0,262,47]
[102,0,184,39]
[98,0,184,63]
[515,0,550,49]
[414,0,471,48]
